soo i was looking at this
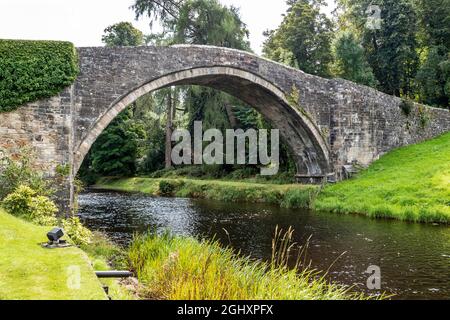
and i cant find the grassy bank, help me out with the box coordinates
[315,132,450,223]
[128,231,370,300]
[95,177,318,209]
[0,208,106,300]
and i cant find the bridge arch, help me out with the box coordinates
[73,66,330,178]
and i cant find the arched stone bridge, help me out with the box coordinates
[0,45,449,213]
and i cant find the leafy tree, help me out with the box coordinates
[415,0,450,50]
[335,0,419,97]
[133,0,250,49]
[263,0,334,77]
[415,46,450,108]
[102,22,144,47]
[133,0,252,171]
[414,0,450,108]
[331,31,377,87]
[89,109,145,176]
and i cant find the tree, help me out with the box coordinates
[263,0,334,77]
[133,0,250,49]
[131,0,298,176]
[102,22,144,47]
[415,46,450,108]
[415,0,450,50]
[132,0,252,139]
[414,0,450,108]
[164,88,176,169]
[332,31,377,87]
[173,1,249,48]
[89,109,145,176]
[335,0,419,97]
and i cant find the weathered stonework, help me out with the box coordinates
[0,45,449,212]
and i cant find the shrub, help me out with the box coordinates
[159,180,176,196]
[417,105,431,128]
[281,188,314,209]
[29,196,58,226]
[3,185,57,226]
[2,185,36,217]
[0,145,51,199]
[0,39,79,112]
[399,99,413,116]
[158,180,184,196]
[62,216,92,246]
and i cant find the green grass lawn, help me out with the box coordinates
[0,209,107,300]
[315,132,450,223]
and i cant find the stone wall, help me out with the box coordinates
[329,79,450,177]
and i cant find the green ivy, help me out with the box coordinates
[0,39,79,112]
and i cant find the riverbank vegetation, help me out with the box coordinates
[315,132,450,224]
[95,177,318,209]
[127,229,370,300]
[0,146,95,243]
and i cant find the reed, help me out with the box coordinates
[127,228,372,300]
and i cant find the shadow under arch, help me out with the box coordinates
[73,66,330,179]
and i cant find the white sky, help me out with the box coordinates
[0,0,335,54]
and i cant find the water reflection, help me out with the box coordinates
[78,190,450,300]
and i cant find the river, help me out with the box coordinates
[78,190,450,300]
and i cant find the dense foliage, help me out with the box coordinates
[3,185,58,227]
[102,22,145,47]
[0,145,52,199]
[331,31,378,87]
[0,39,78,112]
[262,0,449,108]
[87,109,145,177]
[263,0,334,77]
[62,216,93,246]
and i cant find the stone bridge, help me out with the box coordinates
[0,45,449,213]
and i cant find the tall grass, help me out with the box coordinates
[127,228,371,300]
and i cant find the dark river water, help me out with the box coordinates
[78,190,450,300]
